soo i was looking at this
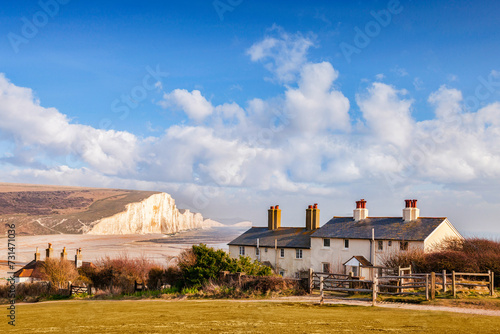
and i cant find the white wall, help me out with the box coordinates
[424,219,463,251]
[310,237,425,274]
[229,245,311,278]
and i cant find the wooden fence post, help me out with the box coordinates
[489,271,494,297]
[425,274,429,301]
[452,271,456,298]
[319,276,324,305]
[442,270,447,293]
[372,275,378,307]
[431,272,436,300]
[308,268,313,294]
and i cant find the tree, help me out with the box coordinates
[40,258,79,289]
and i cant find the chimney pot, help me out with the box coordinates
[403,199,420,221]
[275,205,279,209]
[270,206,274,210]
[314,203,318,209]
[354,199,368,221]
[308,205,313,209]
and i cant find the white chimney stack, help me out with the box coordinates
[403,199,420,222]
[353,199,368,221]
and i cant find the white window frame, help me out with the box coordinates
[322,262,331,273]
[239,246,245,256]
[279,270,285,277]
[400,241,409,251]
[295,249,303,259]
[344,239,349,249]
[377,240,383,251]
[388,240,392,247]
[280,248,285,258]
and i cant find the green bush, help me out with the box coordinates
[178,244,272,287]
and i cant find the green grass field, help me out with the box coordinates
[2,300,499,333]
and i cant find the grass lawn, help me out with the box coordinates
[2,300,499,333]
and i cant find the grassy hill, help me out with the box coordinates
[0,183,159,235]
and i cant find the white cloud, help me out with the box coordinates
[428,85,463,119]
[247,25,315,83]
[285,62,351,133]
[159,89,214,122]
[2,60,500,234]
[0,74,138,175]
[357,82,414,148]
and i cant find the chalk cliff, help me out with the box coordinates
[0,183,218,235]
[88,193,206,235]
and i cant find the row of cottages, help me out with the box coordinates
[14,243,92,283]
[228,199,463,279]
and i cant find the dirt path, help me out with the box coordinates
[273,296,500,316]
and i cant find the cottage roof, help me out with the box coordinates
[13,260,44,278]
[228,227,316,249]
[343,256,373,267]
[13,259,94,278]
[312,216,447,241]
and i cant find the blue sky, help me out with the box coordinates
[1,0,500,236]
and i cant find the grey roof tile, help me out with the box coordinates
[228,227,316,249]
[311,217,446,241]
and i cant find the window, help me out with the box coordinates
[344,239,349,249]
[377,240,383,251]
[295,249,303,259]
[388,241,392,247]
[295,272,300,279]
[256,247,260,256]
[265,247,268,253]
[239,246,245,256]
[279,270,285,277]
[323,238,330,248]
[280,248,285,258]
[322,263,331,273]
[400,241,409,251]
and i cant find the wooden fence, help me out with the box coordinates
[310,269,495,306]
[69,283,92,296]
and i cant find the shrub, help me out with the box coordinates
[383,237,500,286]
[86,254,158,293]
[178,244,272,287]
[41,258,79,289]
[147,267,166,289]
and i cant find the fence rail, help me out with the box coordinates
[69,284,92,296]
[309,269,495,306]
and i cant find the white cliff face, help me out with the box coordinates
[88,193,206,235]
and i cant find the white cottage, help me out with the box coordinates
[229,199,463,278]
[228,204,319,277]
